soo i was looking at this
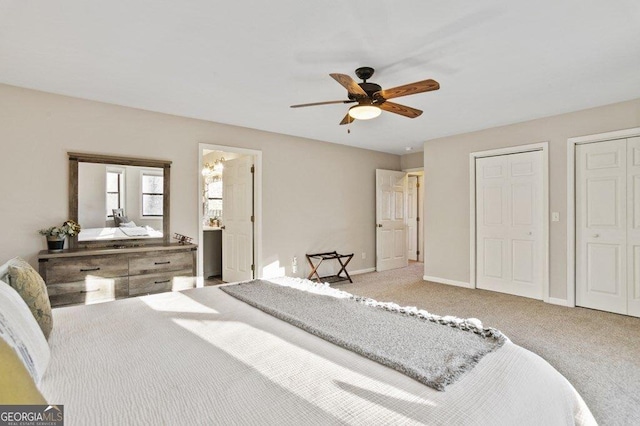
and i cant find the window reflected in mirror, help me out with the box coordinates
[206,179,223,219]
[142,172,163,217]
[106,169,123,218]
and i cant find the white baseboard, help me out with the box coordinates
[547,297,569,307]
[423,275,474,289]
[351,267,376,276]
[422,276,571,306]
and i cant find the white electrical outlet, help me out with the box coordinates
[292,256,298,274]
[361,252,366,260]
[551,212,560,222]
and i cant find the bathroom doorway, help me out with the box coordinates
[198,144,262,284]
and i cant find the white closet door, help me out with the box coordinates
[476,151,543,299]
[627,137,640,317]
[576,139,627,314]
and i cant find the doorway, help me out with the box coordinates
[198,144,262,284]
[375,168,424,274]
[469,143,549,301]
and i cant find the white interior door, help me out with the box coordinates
[627,137,640,317]
[576,139,627,314]
[376,169,408,272]
[407,176,418,261]
[417,175,424,262]
[406,175,425,262]
[476,151,543,299]
[222,156,254,283]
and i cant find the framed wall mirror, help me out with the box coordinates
[68,152,171,248]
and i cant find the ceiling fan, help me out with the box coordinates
[290,67,439,125]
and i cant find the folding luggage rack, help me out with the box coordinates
[305,251,354,284]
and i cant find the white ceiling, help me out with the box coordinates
[1,1,639,155]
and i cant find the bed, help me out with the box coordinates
[77,226,163,241]
[34,279,595,425]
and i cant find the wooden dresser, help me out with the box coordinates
[38,243,197,307]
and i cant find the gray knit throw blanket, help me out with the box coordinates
[221,278,507,391]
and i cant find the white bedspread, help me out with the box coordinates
[78,226,162,241]
[40,286,595,425]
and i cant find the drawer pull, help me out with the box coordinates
[80,289,100,294]
[80,267,101,272]
[154,261,171,265]
[154,279,171,284]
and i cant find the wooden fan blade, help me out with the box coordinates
[330,73,368,98]
[339,113,355,125]
[379,101,423,118]
[375,79,439,101]
[290,100,356,108]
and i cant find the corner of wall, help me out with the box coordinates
[400,151,424,170]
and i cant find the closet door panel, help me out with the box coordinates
[576,139,627,314]
[476,151,543,299]
[476,155,510,293]
[627,136,640,317]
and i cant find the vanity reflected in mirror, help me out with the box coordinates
[68,152,171,248]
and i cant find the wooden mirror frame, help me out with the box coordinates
[68,152,171,249]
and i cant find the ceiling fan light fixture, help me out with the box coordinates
[348,104,381,120]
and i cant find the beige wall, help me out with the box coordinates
[0,84,400,277]
[423,98,640,300]
[401,151,423,170]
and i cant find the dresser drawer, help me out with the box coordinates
[44,255,129,284]
[128,269,195,296]
[48,277,129,307]
[129,251,194,275]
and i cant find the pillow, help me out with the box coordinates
[0,337,47,404]
[0,278,51,384]
[120,221,137,228]
[112,208,130,226]
[5,258,53,340]
[114,215,130,226]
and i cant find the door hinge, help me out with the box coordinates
[251,264,255,271]
[416,216,420,222]
[251,215,255,222]
[251,165,255,173]
[416,250,420,256]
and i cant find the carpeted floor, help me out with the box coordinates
[334,262,640,425]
